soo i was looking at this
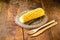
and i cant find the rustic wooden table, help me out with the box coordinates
[0,0,60,40]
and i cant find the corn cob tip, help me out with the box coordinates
[19,16,24,23]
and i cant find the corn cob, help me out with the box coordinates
[19,8,45,23]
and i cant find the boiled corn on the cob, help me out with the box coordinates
[19,8,45,23]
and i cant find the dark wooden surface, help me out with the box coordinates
[0,0,60,40]
[43,0,60,40]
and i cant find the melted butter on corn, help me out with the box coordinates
[19,8,45,23]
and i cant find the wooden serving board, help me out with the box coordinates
[0,0,60,40]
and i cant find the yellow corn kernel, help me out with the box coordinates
[19,8,45,23]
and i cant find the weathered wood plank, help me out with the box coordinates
[42,0,60,40]
[0,2,8,40]
[6,0,23,40]
[1,0,60,40]
[0,0,23,40]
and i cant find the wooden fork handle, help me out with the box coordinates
[31,22,57,37]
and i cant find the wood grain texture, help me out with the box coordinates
[23,29,51,40]
[42,0,60,40]
[0,0,60,40]
[0,2,8,40]
[6,0,24,40]
[0,0,23,40]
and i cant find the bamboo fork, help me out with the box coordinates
[28,20,55,34]
[31,22,57,37]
